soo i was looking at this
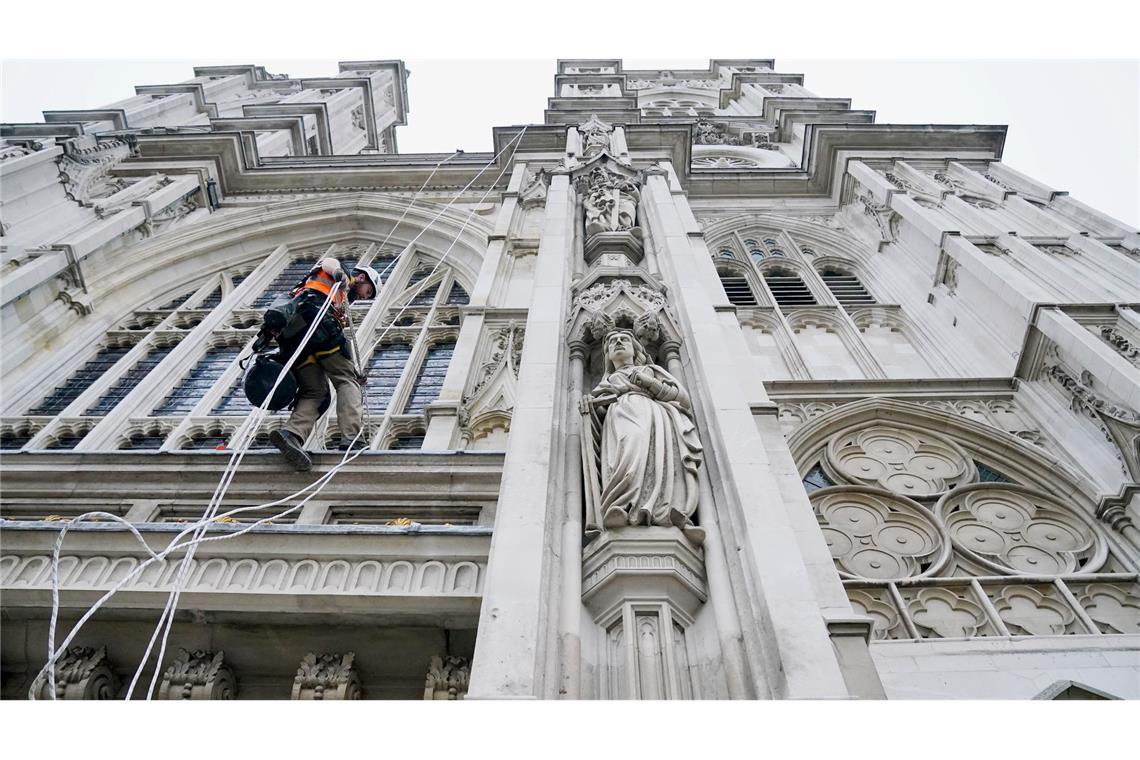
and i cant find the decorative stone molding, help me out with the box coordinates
[461,323,524,444]
[811,486,950,581]
[1073,583,1140,634]
[35,645,119,700]
[292,652,362,700]
[905,586,990,638]
[1,554,486,598]
[582,527,706,700]
[56,138,135,207]
[423,655,470,700]
[158,649,236,700]
[935,484,1107,576]
[825,424,973,498]
[1045,363,1140,478]
[569,279,668,348]
[518,169,549,210]
[846,588,904,640]
[1099,327,1140,367]
[581,527,707,623]
[991,584,1077,636]
[577,114,613,158]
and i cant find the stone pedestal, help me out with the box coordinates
[582,527,707,699]
[584,229,644,268]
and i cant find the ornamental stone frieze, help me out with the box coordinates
[292,652,362,700]
[158,649,236,700]
[35,645,119,700]
[1044,362,1140,479]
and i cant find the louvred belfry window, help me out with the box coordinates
[718,270,757,306]
[764,269,816,308]
[820,269,875,306]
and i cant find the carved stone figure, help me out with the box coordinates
[579,115,612,157]
[581,330,703,542]
[35,645,119,700]
[581,167,640,236]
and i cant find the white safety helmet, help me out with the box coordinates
[353,265,381,295]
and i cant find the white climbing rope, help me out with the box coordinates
[31,126,530,700]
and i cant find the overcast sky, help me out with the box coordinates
[2,58,1136,227]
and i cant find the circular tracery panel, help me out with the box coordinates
[934,484,1106,576]
[811,486,950,581]
[826,425,973,498]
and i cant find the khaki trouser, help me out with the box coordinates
[282,349,363,444]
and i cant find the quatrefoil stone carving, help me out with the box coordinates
[812,486,950,581]
[826,425,973,498]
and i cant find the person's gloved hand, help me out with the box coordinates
[318,257,346,282]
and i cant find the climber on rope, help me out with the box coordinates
[251,257,380,471]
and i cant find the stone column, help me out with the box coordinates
[640,167,855,699]
[558,341,587,698]
[467,171,576,699]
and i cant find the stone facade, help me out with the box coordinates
[2,59,1138,700]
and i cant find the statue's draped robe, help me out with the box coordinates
[588,364,702,528]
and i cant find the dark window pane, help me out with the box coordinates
[389,434,424,450]
[251,257,318,308]
[403,341,455,414]
[121,430,169,450]
[153,346,242,416]
[410,283,439,306]
[28,345,133,415]
[976,463,1013,484]
[446,283,470,305]
[802,463,835,494]
[198,286,223,309]
[363,343,412,413]
[85,344,176,415]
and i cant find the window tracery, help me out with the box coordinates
[1,237,468,454]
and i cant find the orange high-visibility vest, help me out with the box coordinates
[293,269,348,325]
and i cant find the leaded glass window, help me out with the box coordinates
[28,345,133,415]
[976,463,1013,484]
[410,283,439,306]
[802,463,835,494]
[153,346,242,416]
[251,257,318,307]
[821,269,875,306]
[403,341,455,414]
[85,344,177,415]
[364,343,412,413]
[446,283,469,305]
[390,434,425,450]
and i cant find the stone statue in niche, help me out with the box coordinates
[580,330,704,544]
[582,167,640,236]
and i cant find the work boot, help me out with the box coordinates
[269,429,312,472]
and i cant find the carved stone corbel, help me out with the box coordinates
[158,649,236,700]
[36,645,119,700]
[292,652,362,700]
[423,655,470,700]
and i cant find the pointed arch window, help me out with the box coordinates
[820,268,875,306]
[252,257,318,307]
[403,340,455,414]
[364,342,412,413]
[27,345,133,415]
[153,346,242,416]
[86,343,178,415]
[763,268,816,308]
[718,269,757,306]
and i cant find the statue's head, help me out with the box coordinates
[603,329,650,371]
